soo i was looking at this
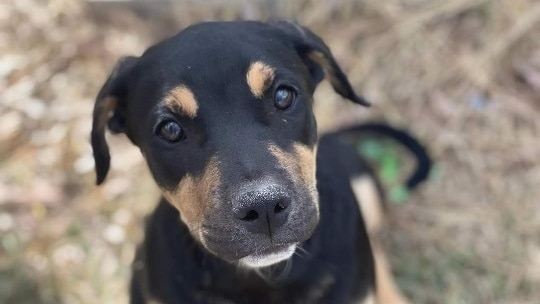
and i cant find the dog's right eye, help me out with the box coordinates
[274,86,295,110]
[157,120,184,142]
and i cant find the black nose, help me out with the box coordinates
[233,184,291,236]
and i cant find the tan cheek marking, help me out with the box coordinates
[246,61,275,98]
[293,143,317,190]
[161,157,220,238]
[163,85,199,118]
[268,143,318,205]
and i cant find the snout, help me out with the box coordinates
[233,184,291,236]
[188,142,320,267]
[198,177,319,267]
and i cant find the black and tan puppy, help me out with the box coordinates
[91,20,429,304]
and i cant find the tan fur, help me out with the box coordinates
[162,157,220,239]
[350,175,409,304]
[268,143,318,207]
[372,244,409,304]
[357,291,376,304]
[246,61,275,98]
[97,96,117,131]
[306,275,335,302]
[307,51,344,93]
[163,85,199,118]
[350,176,384,234]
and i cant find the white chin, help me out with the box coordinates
[239,244,297,268]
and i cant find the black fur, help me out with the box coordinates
[130,137,376,303]
[334,122,432,190]
[91,20,431,304]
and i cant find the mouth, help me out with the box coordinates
[239,244,297,268]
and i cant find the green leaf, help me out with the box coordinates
[358,139,383,161]
[389,185,409,204]
[380,147,400,183]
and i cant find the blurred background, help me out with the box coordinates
[1,0,539,303]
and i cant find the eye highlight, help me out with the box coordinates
[274,86,296,110]
[157,120,184,142]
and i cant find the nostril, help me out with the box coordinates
[274,202,288,214]
[240,210,259,221]
[234,184,291,230]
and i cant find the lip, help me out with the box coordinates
[201,225,306,260]
[239,244,297,268]
[257,245,291,256]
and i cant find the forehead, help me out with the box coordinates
[135,22,302,86]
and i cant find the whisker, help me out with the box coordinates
[254,267,274,285]
[296,245,308,255]
[275,258,292,281]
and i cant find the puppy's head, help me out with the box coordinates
[91,20,368,268]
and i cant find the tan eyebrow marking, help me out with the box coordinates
[163,85,199,118]
[246,61,275,98]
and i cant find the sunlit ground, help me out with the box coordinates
[1,0,539,303]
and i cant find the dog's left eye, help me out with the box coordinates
[274,86,296,110]
[157,120,184,142]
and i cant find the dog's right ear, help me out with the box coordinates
[267,19,370,107]
[91,56,138,185]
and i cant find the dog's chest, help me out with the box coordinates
[192,272,338,304]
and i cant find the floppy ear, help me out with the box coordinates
[91,56,138,185]
[268,19,370,106]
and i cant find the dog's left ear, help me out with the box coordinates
[268,19,370,106]
[91,56,139,185]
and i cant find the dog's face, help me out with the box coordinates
[91,21,368,268]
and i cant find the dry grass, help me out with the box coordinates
[1,0,539,303]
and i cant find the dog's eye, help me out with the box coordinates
[274,86,295,110]
[157,120,184,142]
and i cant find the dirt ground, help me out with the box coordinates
[1,0,539,303]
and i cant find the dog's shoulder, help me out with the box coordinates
[313,133,377,301]
[316,132,374,189]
